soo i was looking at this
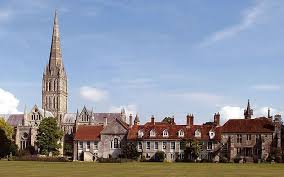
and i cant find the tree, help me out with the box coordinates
[36,117,63,156]
[151,151,165,162]
[121,141,140,159]
[0,128,17,158]
[0,118,14,140]
[64,143,73,157]
[184,140,200,161]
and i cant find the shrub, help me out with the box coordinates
[219,156,228,163]
[13,155,70,162]
[149,151,165,162]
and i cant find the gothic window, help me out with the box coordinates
[49,81,51,91]
[20,133,29,150]
[113,138,119,149]
[46,97,48,109]
[46,82,48,91]
[209,130,215,139]
[163,130,169,137]
[53,97,56,109]
[57,97,59,109]
[54,79,57,91]
[49,97,52,109]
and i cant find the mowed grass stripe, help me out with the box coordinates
[1,161,284,177]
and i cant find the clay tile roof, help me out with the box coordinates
[222,117,274,133]
[127,121,221,141]
[74,125,104,141]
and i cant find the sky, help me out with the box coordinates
[0,0,284,124]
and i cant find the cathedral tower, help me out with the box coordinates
[42,11,67,123]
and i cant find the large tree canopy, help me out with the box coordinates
[36,117,63,156]
[0,118,14,140]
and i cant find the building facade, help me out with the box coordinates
[127,114,222,162]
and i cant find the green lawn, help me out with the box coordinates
[1,161,284,177]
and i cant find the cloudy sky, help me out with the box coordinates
[0,0,284,124]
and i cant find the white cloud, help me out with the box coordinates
[251,84,281,91]
[0,88,21,114]
[200,0,267,46]
[109,104,137,117]
[219,106,244,121]
[80,86,108,102]
[219,105,283,122]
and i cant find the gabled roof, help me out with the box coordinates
[6,114,24,127]
[222,117,274,133]
[127,121,221,141]
[74,125,104,141]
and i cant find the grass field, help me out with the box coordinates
[1,161,284,177]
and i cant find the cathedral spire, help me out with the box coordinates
[48,10,63,69]
[244,99,253,119]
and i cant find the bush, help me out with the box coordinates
[233,157,242,163]
[149,151,165,162]
[219,156,228,163]
[13,155,70,162]
[200,159,213,163]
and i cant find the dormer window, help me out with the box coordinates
[163,130,169,137]
[138,130,144,138]
[150,129,156,137]
[195,129,201,138]
[178,130,184,137]
[209,130,215,139]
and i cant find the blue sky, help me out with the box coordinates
[0,0,284,124]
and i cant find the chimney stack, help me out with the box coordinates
[186,114,194,127]
[214,112,220,126]
[129,114,133,127]
[151,115,155,125]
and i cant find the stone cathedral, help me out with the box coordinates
[42,11,68,123]
[6,12,129,157]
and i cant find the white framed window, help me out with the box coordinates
[237,134,242,143]
[163,142,167,150]
[87,141,90,151]
[79,142,83,149]
[163,130,169,137]
[247,134,251,141]
[209,130,215,139]
[150,129,156,137]
[138,130,144,138]
[146,142,150,150]
[195,129,201,138]
[154,142,158,150]
[138,142,142,150]
[94,142,98,150]
[207,142,213,150]
[170,142,175,150]
[178,130,184,137]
